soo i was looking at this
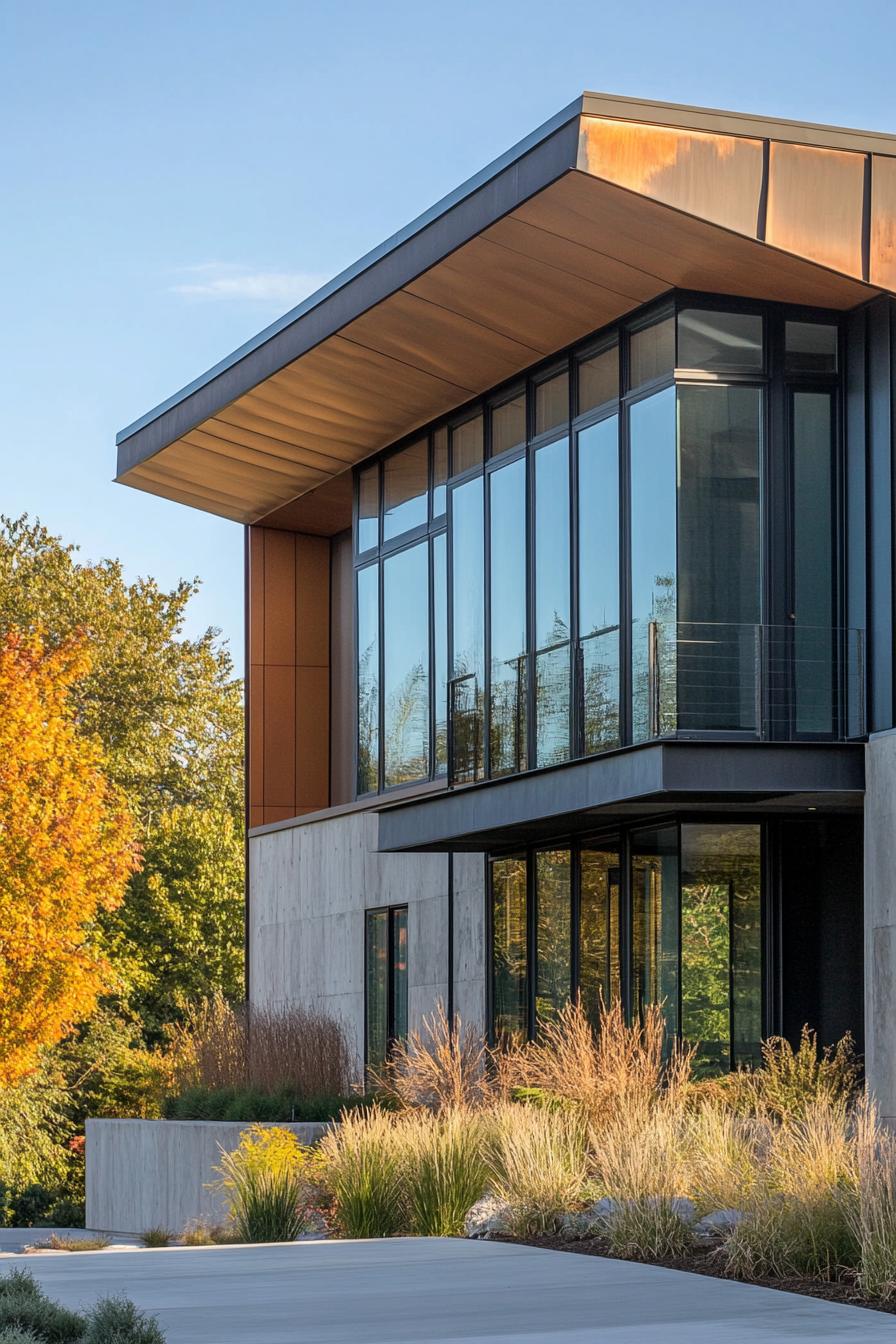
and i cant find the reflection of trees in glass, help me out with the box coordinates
[535,614,571,767]
[581,631,620,754]
[535,849,571,1027]
[490,655,527,777]
[385,659,429,785]
[357,637,378,793]
[632,574,677,740]
[579,848,621,1028]
[492,857,527,1042]
[681,824,761,1074]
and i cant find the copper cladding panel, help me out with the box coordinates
[767,141,866,278]
[578,116,764,236]
[871,155,896,291]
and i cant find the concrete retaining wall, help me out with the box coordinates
[86,1119,329,1235]
[865,728,896,1127]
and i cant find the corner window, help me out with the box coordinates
[366,906,408,1075]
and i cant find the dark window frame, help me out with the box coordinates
[364,903,409,1076]
[486,814,770,1065]
[352,292,849,801]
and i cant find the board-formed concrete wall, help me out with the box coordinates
[865,728,896,1127]
[248,810,486,1075]
[86,1119,328,1235]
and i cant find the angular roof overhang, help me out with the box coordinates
[116,92,896,527]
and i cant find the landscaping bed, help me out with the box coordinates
[496,1234,896,1317]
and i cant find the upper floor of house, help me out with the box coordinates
[115,93,896,833]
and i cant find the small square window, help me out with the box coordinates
[490,393,526,457]
[577,345,618,413]
[678,309,763,372]
[451,413,483,476]
[357,464,379,552]
[628,315,674,390]
[785,321,838,374]
[534,371,569,436]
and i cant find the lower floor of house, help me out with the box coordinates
[245,730,896,1118]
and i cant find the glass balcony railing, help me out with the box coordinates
[447,622,864,786]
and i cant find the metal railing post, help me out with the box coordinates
[647,620,659,739]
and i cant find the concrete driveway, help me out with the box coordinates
[13,1237,895,1343]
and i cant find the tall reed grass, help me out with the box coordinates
[487,1102,589,1236]
[849,1101,896,1299]
[167,993,354,1100]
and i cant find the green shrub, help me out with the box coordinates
[0,1281,84,1343]
[162,1086,366,1123]
[0,1327,43,1343]
[82,1296,165,1344]
[213,1126,310,1243]
[0,1273,42,1303]
[319,1106,408,1238]
[752,1028,859,1120]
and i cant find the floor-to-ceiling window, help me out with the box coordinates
[489,821,764,1072]
[353,296,850,799]
[489,456,527,776]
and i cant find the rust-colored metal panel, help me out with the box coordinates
[295,664,330,810]
[262,530,296,665]
[767,142,866,278]
[248,663,265,815]
[262,664,296,808]
[295,535,331,668]
[249,806,265,830]
[247,528,265,668]
[871,155,896,292]
[262,806,298,825]
[578,117,764,236]
[329,531,355,807]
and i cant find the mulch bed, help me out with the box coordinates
[494,1234,896,1316]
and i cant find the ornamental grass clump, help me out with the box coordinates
[848,1100,896,1300]
[213,1124,311,1243]
[486,1101,589,1237]
[722,1098,859,1282]
[375,1009,492,1112]
[318,1105,408,1238]
[404,1110,488,1237]
[593,1104,695,1260]
[496,999,695,1136]
[682,1101,766,1215]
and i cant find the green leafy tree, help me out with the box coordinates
[0,515,244,1040]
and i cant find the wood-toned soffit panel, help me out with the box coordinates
[118,98,896,527]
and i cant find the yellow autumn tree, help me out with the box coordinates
[0,628,140,1085]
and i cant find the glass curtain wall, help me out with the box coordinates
[579,844,621,1027]
[578,415,620,752]
[630,389,677,741]
[534,437,571,765]
[491,856,528,1041]
[383,543,430,786]
[489,457,528,775]
[491,824,763,1071]
[676,386,762,732]
[451,475,485,782]
[355,298,845,798]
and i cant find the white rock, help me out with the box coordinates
[584,1197,619,1221]
[464,1196,511,1240]
[694,1208,745,1239]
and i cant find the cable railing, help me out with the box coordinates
[447,621,865,785]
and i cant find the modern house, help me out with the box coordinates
[117,93,896,1114]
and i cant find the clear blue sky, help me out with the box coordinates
[1,0,893,674]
